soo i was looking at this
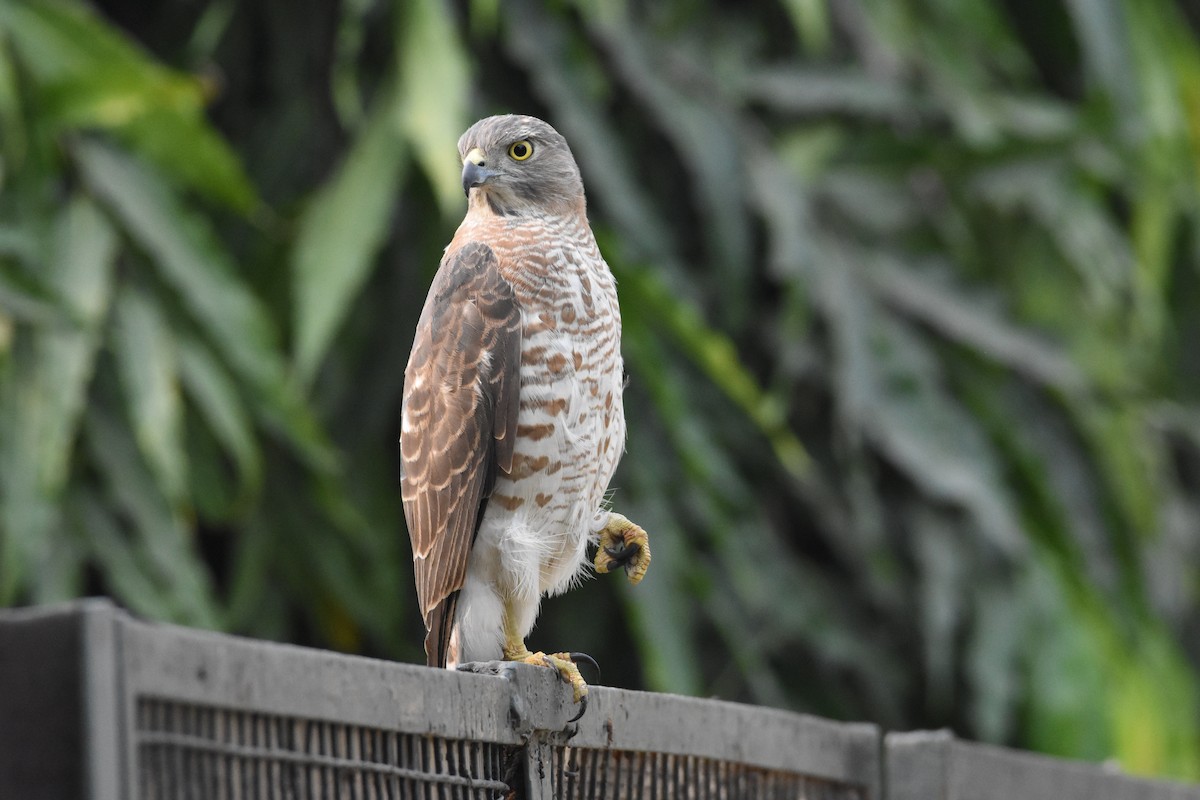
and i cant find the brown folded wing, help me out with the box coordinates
[400,242,522,667]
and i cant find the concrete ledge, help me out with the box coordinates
[886,730,1200,800]
[1,600,882,799]
[7,600,1200,799]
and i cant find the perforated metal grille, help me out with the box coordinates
[550,747,864,800]
[135,698,521,799]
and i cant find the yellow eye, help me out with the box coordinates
[508,140,533,161]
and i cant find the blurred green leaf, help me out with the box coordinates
[743,67,923,121]
[969,159,1133,321]
[912,509,969,718]
[1023,560,1113,761]
[590,23,754,325]
[177,335,262,498]
[70,486,177,619]
[1063,0,1139,121]
[0,30,25,175]
[1108,626,1200,778]
[864,254,1087,395]
[1078,405,1162,550]
[0,196,116,604]
[868,317,1024,554]
[36,195,118,492]
[84,402,220,628]
[293,99,408,382]
[621,266,813,481]
[331,0,372,128]
[0,0,255,209]
[0,340,55,604]
[467,0,500,36]
[0,257,65,322]
[112,283,188,505]
[396,0,468,215]
[966,580,1026,742]
[780,0,831,54]
[74,139,335,470]
[223,511,279,635]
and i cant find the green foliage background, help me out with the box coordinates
[2,0,1200,780]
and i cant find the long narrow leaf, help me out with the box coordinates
[396,0,468,215]
[620,265,813,481]
[177,334,262,496]
[84,403,220,628]
[35,195,118,491]
[293,100,407,382]
[0,258,66,323]
[0,342,54,603]
[112,283,187,505]
[74,139,336,470]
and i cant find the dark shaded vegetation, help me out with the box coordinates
[2,0,1200,779]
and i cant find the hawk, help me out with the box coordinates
[400,114,651,714]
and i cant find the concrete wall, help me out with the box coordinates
[0,600,1194,800]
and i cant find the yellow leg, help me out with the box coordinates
[501,601,589,706]
[593,512,652,585]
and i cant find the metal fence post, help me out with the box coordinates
[0,599,125,800]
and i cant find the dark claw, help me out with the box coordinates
[570,652,601,683]
[568,693,588,723]
[604,542,641,569]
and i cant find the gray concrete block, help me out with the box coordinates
[886,730,1200,800]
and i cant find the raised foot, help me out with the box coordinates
[593,512,652,585]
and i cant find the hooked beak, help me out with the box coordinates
[462,147,497,197]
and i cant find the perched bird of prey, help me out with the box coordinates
[400,114,651,713]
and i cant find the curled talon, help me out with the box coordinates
[568,694,588,724]
[603,542,641,568]
[569,652,601,683]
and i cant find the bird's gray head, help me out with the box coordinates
[458,115,585,218]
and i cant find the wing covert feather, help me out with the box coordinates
[400,242,522,667]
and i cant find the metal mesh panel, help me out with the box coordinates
[136,698,521,800]
[550,746,865,800]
